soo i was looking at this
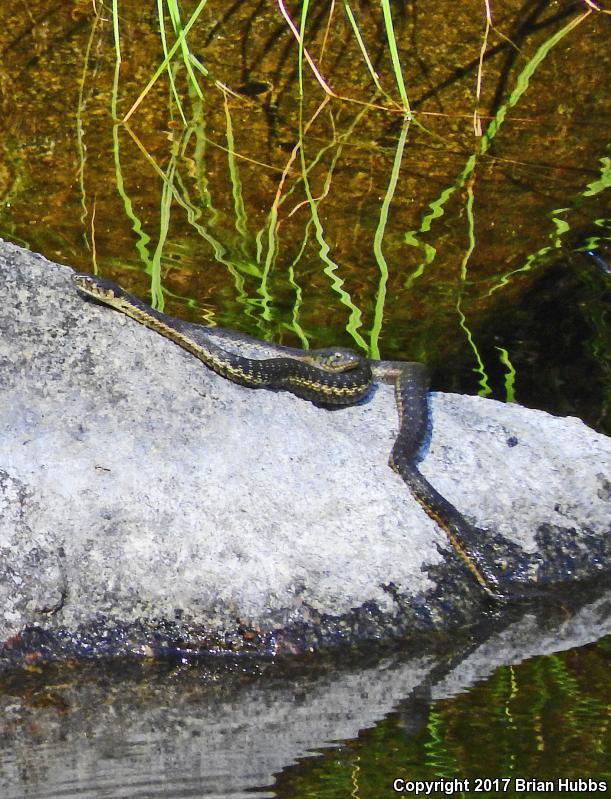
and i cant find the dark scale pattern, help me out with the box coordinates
[73,273,543,602]
[73,274,374,406]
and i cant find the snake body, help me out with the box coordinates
[73,275,373,406]
[74,273,502,600]
[382,362,502,598]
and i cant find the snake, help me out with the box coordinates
[73,273,503,600]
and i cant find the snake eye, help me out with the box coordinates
[326,352,343,366]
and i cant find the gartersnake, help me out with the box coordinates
[73,275,372,405]
[74,273,502,600]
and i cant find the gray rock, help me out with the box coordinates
[0,239,609,663]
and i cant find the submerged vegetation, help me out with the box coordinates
[0,0,609,429]
[0,3,608,795]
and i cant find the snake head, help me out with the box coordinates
[73,273,123,304]
[303,347,364,373]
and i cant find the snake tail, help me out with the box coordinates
[388,364,503,600]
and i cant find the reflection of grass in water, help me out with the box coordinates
[349,753,361,799]
[424,708,460,778]
[0,139,28,249]
[116,46,356,338]
[76,3,105,263]
[266,98,372,348]
[283,132,360,349]
[253,98,368,343]
[481,10,595,294]
[109,0,269,326]
[369,119,410,359]
[188,94,220,230]
[125,123,262,326]
[584,155,611,198]
[110,1,156,303]
[107,3,454,352]
[106,1,604,370]
[251,103,345,331]
[148,149,177,312]
[402,10,591,394]
[254,144,292,326]
[285,227,311,349]
[404,156,476,290]
[183,93,265,291]
[296,100,368,352]
[455,177,492,396]
[273,638,610,798]
[404,11,589,288]
[299,162,367,351]
[481,12,589,153]
[490,155,611,296]
[496,348,517,403]
[222,90,251,259]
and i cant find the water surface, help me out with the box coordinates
[0,0,608,427]
[0,1,609,795]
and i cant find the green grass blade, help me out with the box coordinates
[157,0,188,124]
[166,0,204,100]
[343,0,388,98]
[369,119,410,359]
[380,0,411,114]
[123,0,210,123]
[298,0,310,97]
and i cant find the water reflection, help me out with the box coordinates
[0,3,609,795]
[0,1,608,428]
[1,589,609,798]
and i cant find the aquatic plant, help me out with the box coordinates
[2,0,607,425]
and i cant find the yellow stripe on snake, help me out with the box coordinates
[74,274,504,600]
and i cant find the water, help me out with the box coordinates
[1,2,608,431]
[1,617,609,799]
[0,1,609,795]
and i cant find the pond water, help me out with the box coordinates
[0,0,609,796]
[0,620,609,799]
